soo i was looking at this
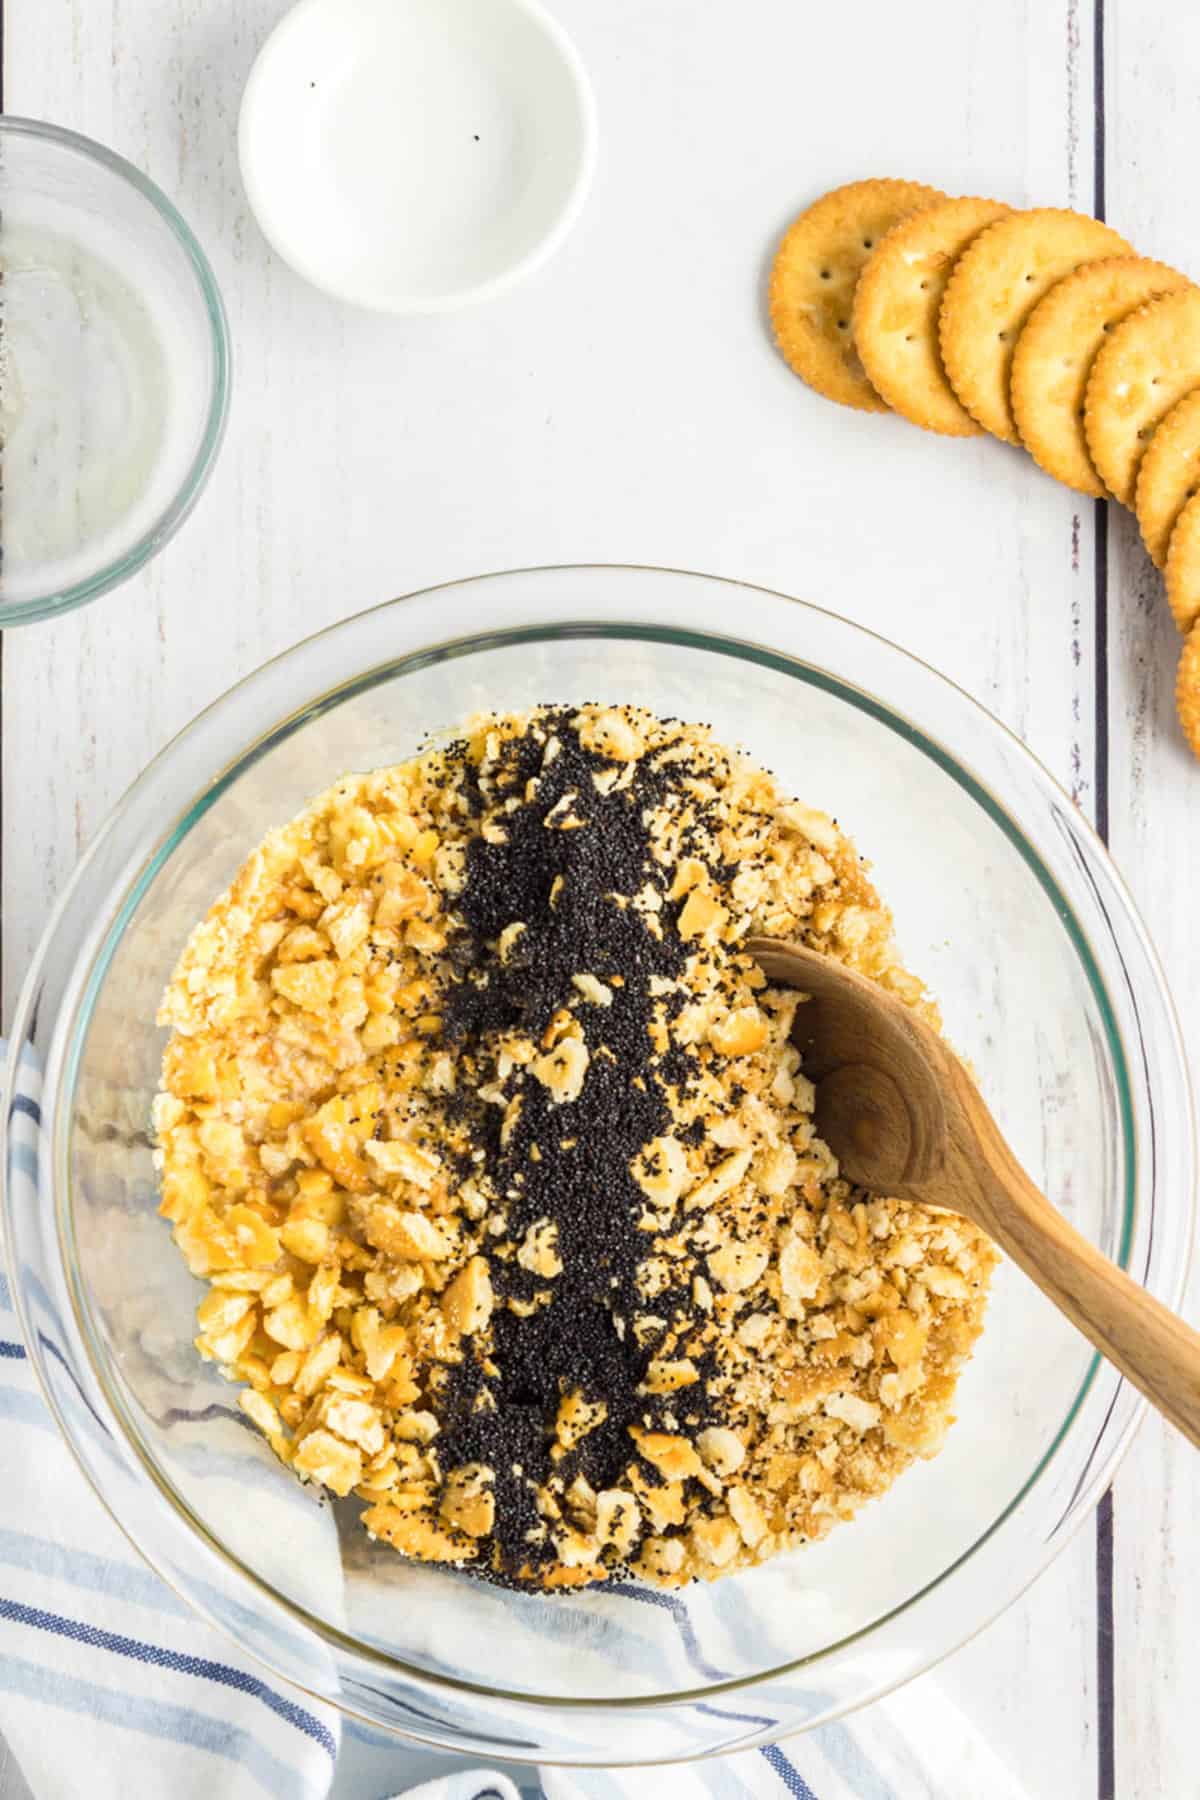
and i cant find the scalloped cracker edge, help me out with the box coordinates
[769,178,945,411]
[1011,257,1188,497]
[852,196,1010,437]
[939,208,1132,444]
[1136,387,1200,569]
[1084,289,1200,505]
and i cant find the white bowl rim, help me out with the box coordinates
[237,0,599,314]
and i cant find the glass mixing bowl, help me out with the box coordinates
[0,118,230,624]
[4,566,1194,1763]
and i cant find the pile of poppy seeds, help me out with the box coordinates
[430,711,724,1581]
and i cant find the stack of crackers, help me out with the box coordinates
[768,178,1200,764]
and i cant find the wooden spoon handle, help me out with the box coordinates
[928,1051,1200,1449]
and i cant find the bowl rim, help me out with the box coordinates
[0,115,231,627]
[236,0,599,315]
[6,565,1195,1735]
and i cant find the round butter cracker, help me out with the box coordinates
[852,195,1011,436]
[1085,289,1200,504]
[1010,257,1189,496]
[1135,388,1200,568]
[939,208,1132,443]
[1177,620,1200,763]
[769,178,945,412]
[1164,490,1200,636]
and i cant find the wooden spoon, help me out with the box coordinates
[747,934,1200,1448]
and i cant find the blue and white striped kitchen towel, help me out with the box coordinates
[0,1052,1030,1800]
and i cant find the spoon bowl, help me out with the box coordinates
[748,934,1200,1449]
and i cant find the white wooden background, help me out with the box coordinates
[3,1,1198,1795]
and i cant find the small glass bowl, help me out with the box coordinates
[0,118,230,625]
[4,567,1194,1763]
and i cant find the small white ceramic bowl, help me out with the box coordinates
[238,0,597,313]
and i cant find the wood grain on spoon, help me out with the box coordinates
[747,935,1200,1449]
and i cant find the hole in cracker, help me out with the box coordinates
[1024,273,1035,282]
[863,239,873,249]
[820,269,831,280]
[998,331,1009,342]
[837,320,848,331]
[905,334,915,342]
[1152,377,1161,386]
[919,280,930,291]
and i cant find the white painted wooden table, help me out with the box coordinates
[3,1,1197,1795]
